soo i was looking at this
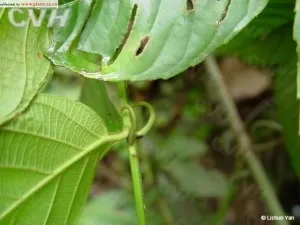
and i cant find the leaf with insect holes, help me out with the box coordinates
[0,94,127,225]
[45,0,101,76]
[0,9,52,125]
[47,0,269,81]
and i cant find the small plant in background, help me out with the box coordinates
[1,0,300,225]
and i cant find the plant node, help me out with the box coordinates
[121,102,155,146]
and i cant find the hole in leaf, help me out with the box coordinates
[218,0,231,25]
[136,36,150,56]
[108,4,138,64]
[186,0,194,11]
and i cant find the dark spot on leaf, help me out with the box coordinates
[37,52,41,59]
[136,36,149,56]
[218,0,231,26]
[109,4,138,64]
[186,0,194,12]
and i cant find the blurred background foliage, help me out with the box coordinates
[44,0,300,224]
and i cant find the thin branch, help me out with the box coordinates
[204,56,288,225]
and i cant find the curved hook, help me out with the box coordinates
[133,102,155,138]
[121,104,137,146]
[121,102,155,145]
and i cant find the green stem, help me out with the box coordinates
[118,82,147,225]
[129,144,147,225]
[205,56,288,225]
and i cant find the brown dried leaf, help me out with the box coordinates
[220,57,271,101]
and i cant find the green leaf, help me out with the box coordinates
[217,0,295,65]
[218,24,295,65]
[45,0,101,75]
[252,0,294,29]
[0,9,52,125]
[155,134,207,162]
[47,0,268,81]
[163,161,228,198]
[78,191,137,225]
[155,134,227,197]
[0,94,127,224]
[274,59,300,176]
[78,190,161,225]
[223,0,294,41]
[78,0,134,62]
[80,78,123,133]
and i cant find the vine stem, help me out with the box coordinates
[117,82,147,225]
[129,144,147,225]
[204,56,288,225]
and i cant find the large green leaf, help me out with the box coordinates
[0,9,52,125]
[47,0,269,81]
[0,94,127,225]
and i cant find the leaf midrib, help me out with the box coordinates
[0,129,128,220]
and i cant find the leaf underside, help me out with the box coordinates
[0,9,52,125]
[47,0,268,81]
[0,94,121,225]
